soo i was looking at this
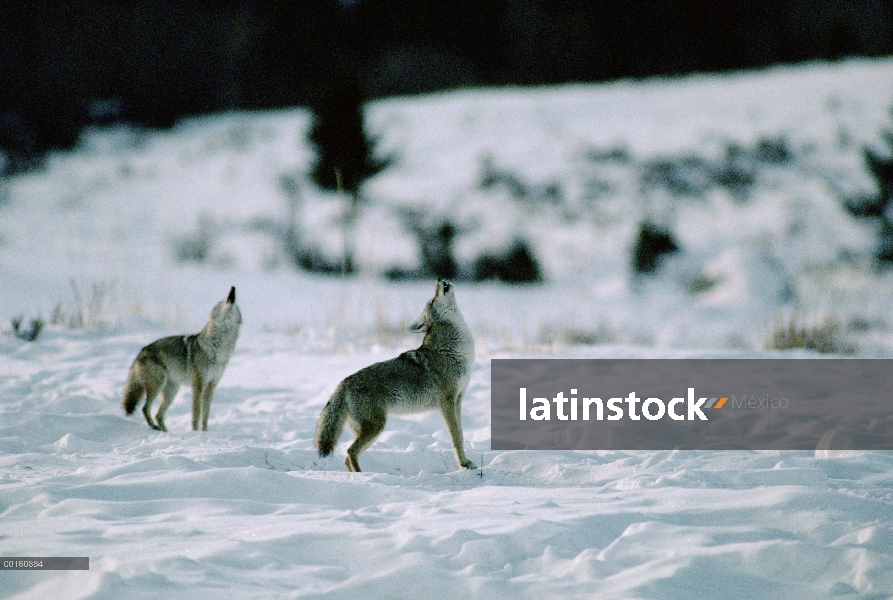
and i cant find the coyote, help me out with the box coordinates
[122,287,241,432]
[316,280,476,472]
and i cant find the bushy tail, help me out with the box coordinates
[122,362,145,415]
[316,382,349,457]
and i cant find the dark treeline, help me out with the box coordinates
[1,0,891,168]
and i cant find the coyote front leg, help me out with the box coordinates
[199,380,218,431]
[191,371,206,431]
[440,393,475,469]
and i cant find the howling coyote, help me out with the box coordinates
[316,280,476,472]
[122,287,241,431]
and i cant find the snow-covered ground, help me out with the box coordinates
[2,58,893,598]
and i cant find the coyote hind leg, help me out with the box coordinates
[141,375,164,431]
[345,417,386,472]
[154,379,180,433]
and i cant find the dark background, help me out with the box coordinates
[2,0,892,163]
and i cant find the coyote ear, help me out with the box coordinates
[409,307,429,332]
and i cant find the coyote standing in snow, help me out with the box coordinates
[316,280,476,472]
[122,287,241,432]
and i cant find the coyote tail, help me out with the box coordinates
[122,363,145,416]
[316,382,348,457]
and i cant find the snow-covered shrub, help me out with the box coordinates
[472,239,542,283]
[478,155,563,205]
[841,112,893,265]
[641,155,711,198]
[173,214,218,264]
[631,221,679,275]
[11,315,43,341]
[385,209,459,281]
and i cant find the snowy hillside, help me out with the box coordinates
[2,58,893,598]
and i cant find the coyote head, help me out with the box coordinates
[409,280,460,333]
[208,286,242,329]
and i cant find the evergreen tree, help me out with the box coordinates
[308,77,391,273]
[309,78,389,194]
